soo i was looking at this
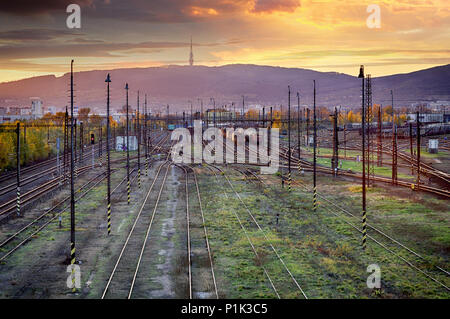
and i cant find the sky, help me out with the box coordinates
[0,0,449,83]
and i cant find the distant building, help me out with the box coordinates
[407,112,443,123]
[31,98,43,118]
[429,101,450,111]
[205,108,235,125]
[0,107,6,116]
[46,106,57,115]
[8,106,20,115]
[21,107,31,116]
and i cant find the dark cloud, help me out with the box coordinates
[0,0,94,15]
[0,0,249,22]
[85,0,250,23]
[252,0,300,13]
[0,39,228,60]
[0,29,83,41]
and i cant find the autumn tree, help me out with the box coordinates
[78,107,91,123]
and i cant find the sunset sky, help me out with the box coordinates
[0,0,449,83]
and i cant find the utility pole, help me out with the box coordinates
[332,107,338,176]
[242,95,245,124]
[377,104,382,167]
[106,74,112,235]
[166,104,169,129]
[80,121,83,166]
[16,122,20,217]
[190,100,193,127]
[233,102,236,127]
[313,80,317,212]
[74,120,77,163]
[23,124,26,163]
[125,83,130,205]
[210,98,215,128]
[297,92,301,161]
[69,59,76,292]
[366,75,372,186]
[57,137,61,178]
[145,94,148,176]
[306,108,310,149]
[99,126,102,165]
[358,65,367,250]
[137,91,141,189]
[409,122,414,174]
[198,98,203,125]
[64,107,68,180]
[288,86,291,192]
[416,111,421,190]
[269,106,272,158]
[391,90,397,185]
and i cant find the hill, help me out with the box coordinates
[0,64,449,112]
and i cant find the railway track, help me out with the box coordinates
[0,132,170,219]
[228,163,450,293]
[205,164,281,298]
[0,161,143,263]
[0,141,107,186]
[101,161,170,299]
[289,176,450,292]
[277,145,450,198]
[176,164,218,299]
[0,132,171,262]
[0,164,91,220]
[204,161,308,299]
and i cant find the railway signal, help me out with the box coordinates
[358,65,367,251]
[106,73,112,235]
[91,133,95,144]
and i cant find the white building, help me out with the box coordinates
[31,98,43,118]
[46,106,57,115]
[21,107,31,115]
[407,113,443,123]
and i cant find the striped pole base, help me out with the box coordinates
[70,242,76,293]
[127,180,130,205]
[107,202,111,235]
[313,187,317,212]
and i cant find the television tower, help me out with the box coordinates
[189,36,194,66]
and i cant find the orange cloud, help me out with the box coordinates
[187,6,219,17]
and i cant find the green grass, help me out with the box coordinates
[418,147,449,159]
[196,168,449,299]
[315,157,416,181]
